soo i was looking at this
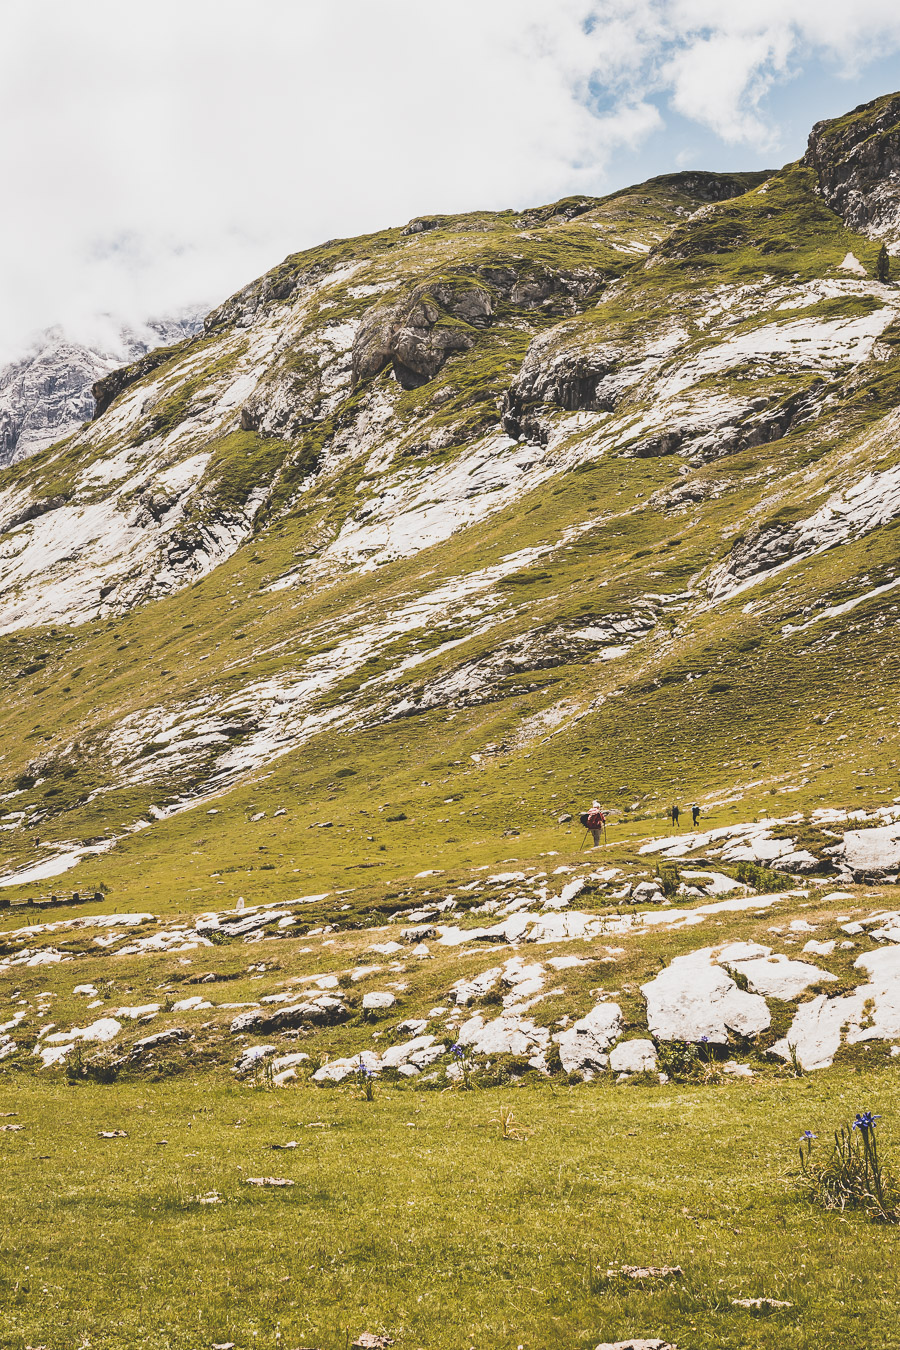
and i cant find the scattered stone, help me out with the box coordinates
[608,1265,683,1280]
[127,1028,189,1059]
[557,1003,623,1074]
[352,1335,394,1350]
[244,1177,295,1187]
[721,1060,754,1078]
[608,1039,657,1074]
[632,880,664,903]
[362,991,396,1011]
[731,1297,792,1311]
[0,1123,23,1131]
[397,1018,429,1035]
[233,1045,277,1074]
[594,1341,677,1350]
[98,1130,127,1138]
[803,939,836,957]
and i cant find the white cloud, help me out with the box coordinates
[1,0,900,362]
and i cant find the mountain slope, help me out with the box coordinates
[0,317,202,468]
[1,93,900,913]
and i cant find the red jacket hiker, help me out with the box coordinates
[586,801,605,846]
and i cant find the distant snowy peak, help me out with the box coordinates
[0,315,203,467]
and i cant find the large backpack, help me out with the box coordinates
[585,809,604,830]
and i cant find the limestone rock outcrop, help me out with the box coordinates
[804,91,900,254]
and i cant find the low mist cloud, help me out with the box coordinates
[2,0,899,361]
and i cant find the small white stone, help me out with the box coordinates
[362,991,396,1011]
[609,1039,657,1074]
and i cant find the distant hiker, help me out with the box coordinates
[585,799,606,847]
[670,804,680,829]
[691,804,700,827]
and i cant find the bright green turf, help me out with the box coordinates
[0,1072,897,1350]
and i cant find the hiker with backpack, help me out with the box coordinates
[580,800,606,847]
[670,803,680,829]
[691,803,700,827]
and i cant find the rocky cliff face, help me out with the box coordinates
[804,90,900,254]
[1,97,900,902]
[0,317,202,467]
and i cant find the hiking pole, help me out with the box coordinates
[580,829,590,850]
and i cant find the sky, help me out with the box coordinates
[2,0,900,363]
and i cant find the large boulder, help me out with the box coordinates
[642,949,770,1044]
[609,1038,657,1074]
[230,996,347,1034]
[457,1012,551,1060]
[557,1003,623,1074]
[826,825,900,881]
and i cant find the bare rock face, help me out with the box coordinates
[0,316,202,465]
[0,337,114,465]
[352,278,493,389]
[803,91,900,255]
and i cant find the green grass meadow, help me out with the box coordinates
[1,1071,899,1350]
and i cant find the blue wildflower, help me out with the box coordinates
[451,1043,466,1060]
[853,1112,881,1133]
[801,1130,816,1142]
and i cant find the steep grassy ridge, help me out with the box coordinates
[0,106,898,921]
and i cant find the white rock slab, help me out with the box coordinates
[720,835,795,864]
[557,1003,623,1073]
[834,824,900,877]
[722,954,835,1000]
[362,991,396,1011]
[642,949,770,1043]
[770,991,867,1070]
[681,870,742,894]
[450,967,503,1005]
[457,1013,551,1057]
[850,946,900,1040]
[608,1038,657,1073]
[717,941,771,963]
[43,1017,122,1045]
[803,940,836,957]
[380,1035,437,1068]
[313,1049,380,1083]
